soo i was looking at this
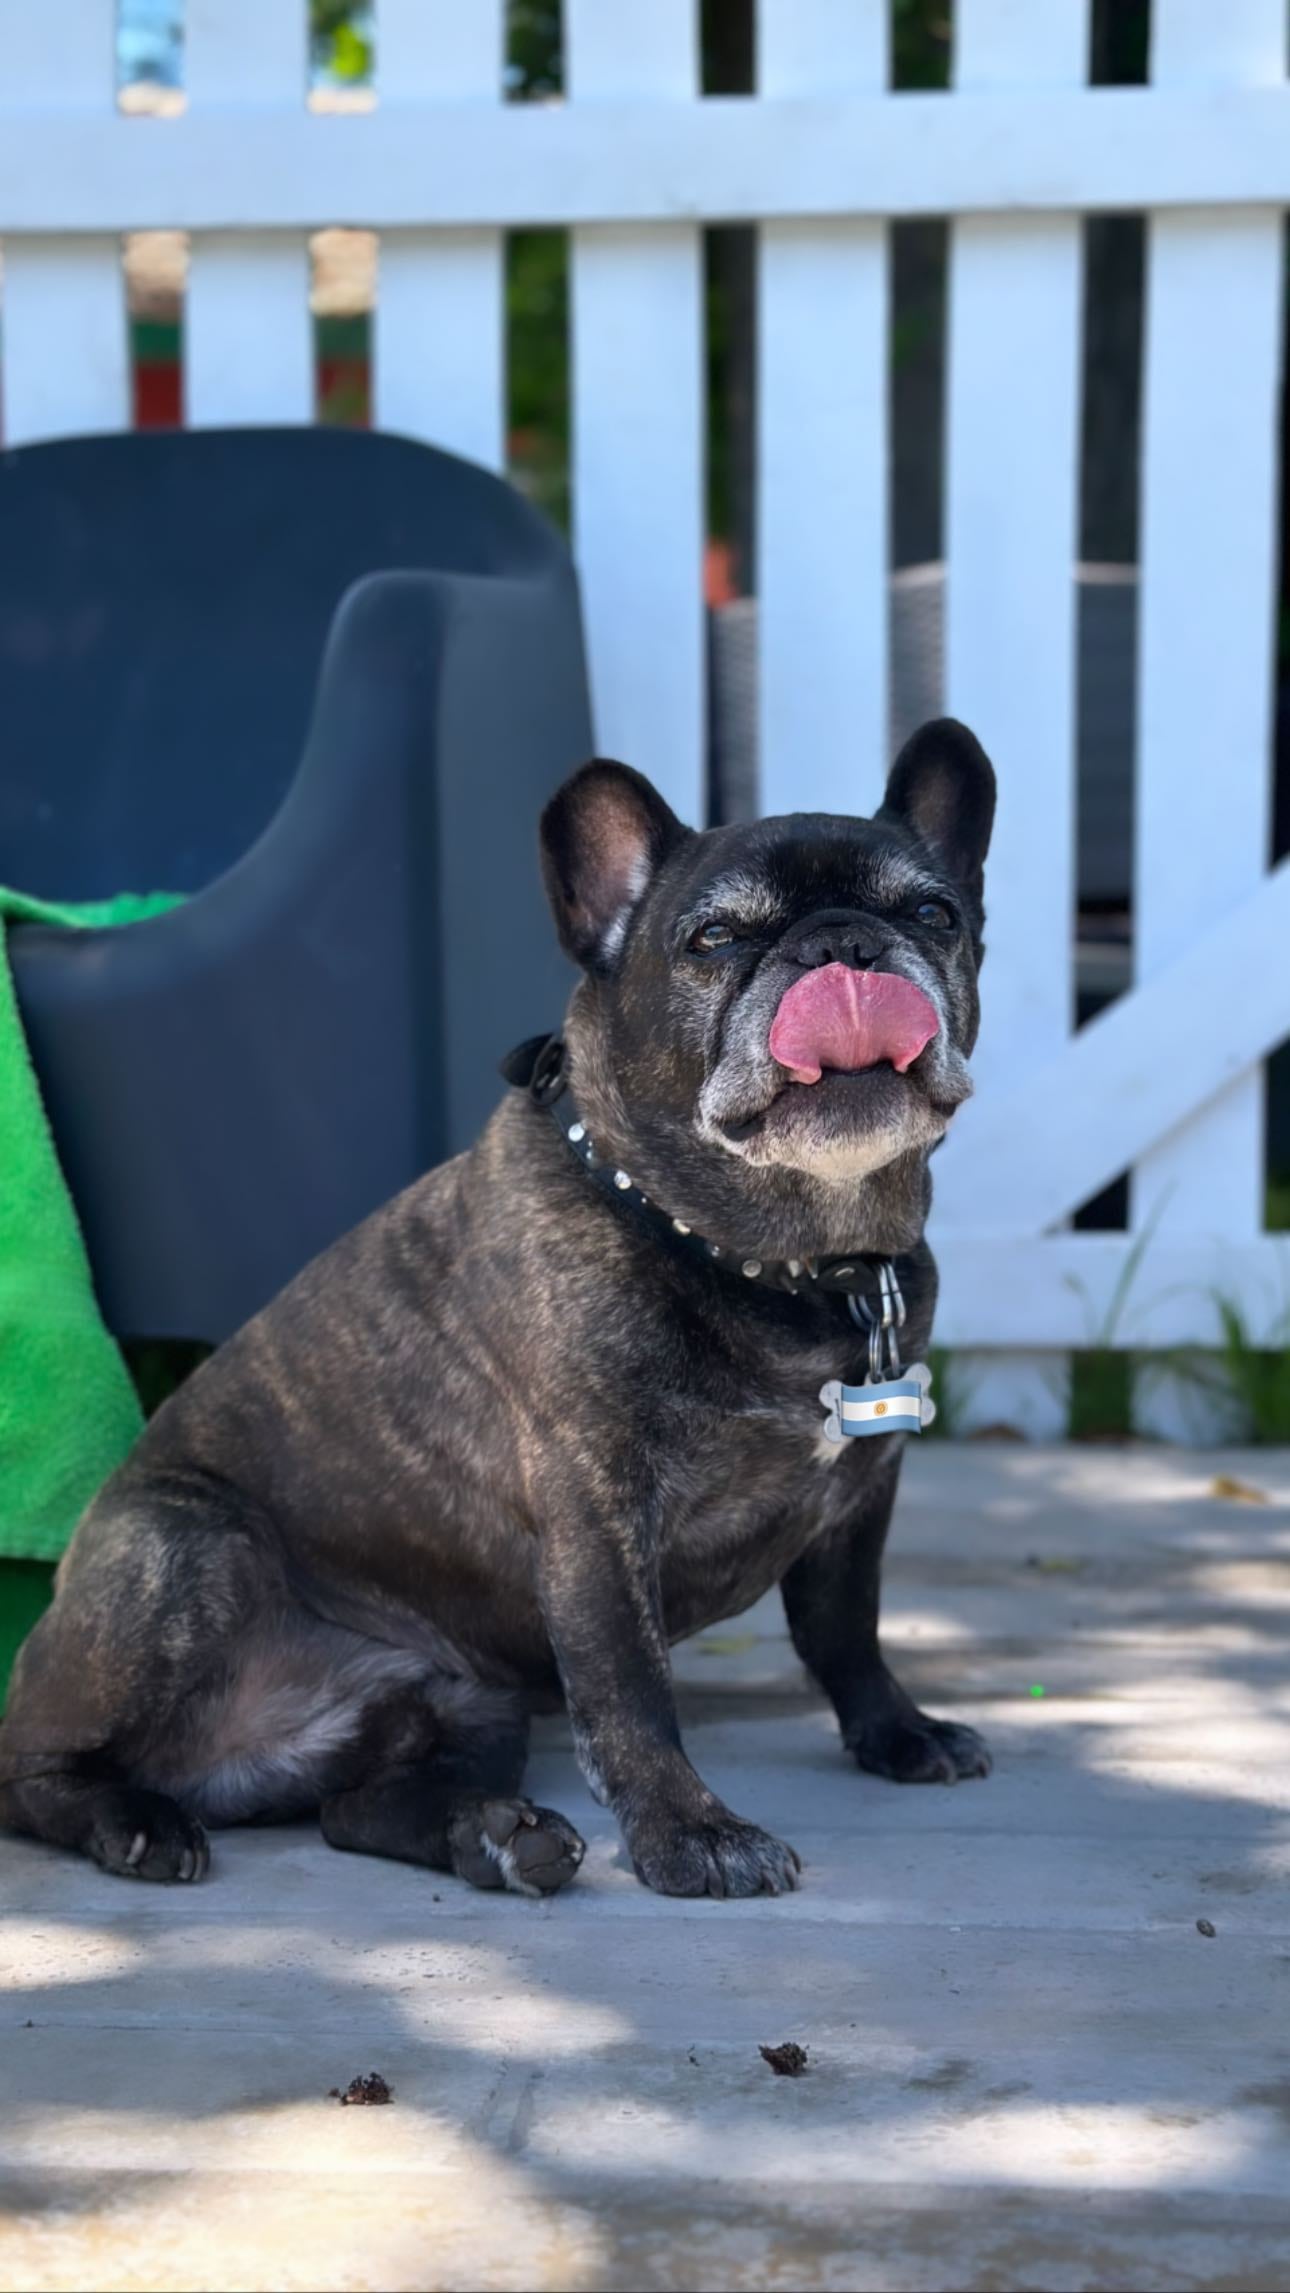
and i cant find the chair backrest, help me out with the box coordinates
[0,426,561,900]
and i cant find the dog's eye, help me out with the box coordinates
[914,899,955,930]
[689,920,737,952]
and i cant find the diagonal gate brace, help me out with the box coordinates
[934,855,1290,1235]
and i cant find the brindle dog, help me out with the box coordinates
[0,717,995,1899]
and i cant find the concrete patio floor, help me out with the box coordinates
[2,1442,1289,2293]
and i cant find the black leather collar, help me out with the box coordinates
[501,1033,914,1310]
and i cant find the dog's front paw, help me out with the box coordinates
[850,1710,991,1784]
[629,1808,801,1899]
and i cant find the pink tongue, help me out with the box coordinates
[768,963,939,1084]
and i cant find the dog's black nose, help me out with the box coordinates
[783,909,891,973]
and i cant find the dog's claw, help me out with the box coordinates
[91,1793,210,1884]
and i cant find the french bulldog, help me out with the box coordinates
[0,716,995,1900]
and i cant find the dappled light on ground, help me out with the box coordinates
[3,1444,1289,2290]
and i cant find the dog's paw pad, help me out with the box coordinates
[91,1791,211,1883]
[851,1711,991,1784]
[452,1798,585,1896]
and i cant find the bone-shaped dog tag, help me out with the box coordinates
[819,1361,936,1441]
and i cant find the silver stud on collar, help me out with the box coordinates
[544,1077,891,1308]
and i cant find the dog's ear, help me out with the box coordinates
[540,759,689,971]
[878,718,996,891]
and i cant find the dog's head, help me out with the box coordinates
[539,719,995,1254]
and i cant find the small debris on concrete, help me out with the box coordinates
[329,2071,393,2106]
[1208,1475,1268,1505]
[1196,1918,1217,1939]
[760,2041,808,2077]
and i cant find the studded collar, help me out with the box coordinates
[500,1033,918,1316]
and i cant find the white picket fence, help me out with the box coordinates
[3,0,1290,1430]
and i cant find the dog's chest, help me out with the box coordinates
[655,1382,868,1633]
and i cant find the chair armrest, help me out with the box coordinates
[13,563,592,1339]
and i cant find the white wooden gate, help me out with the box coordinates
[2,0,1289,1422]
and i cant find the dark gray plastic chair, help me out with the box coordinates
[1,428,590,1342]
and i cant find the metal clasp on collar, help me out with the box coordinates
[823,1266,934,1437]
[528,1037,568,1107]
[847,1260,906,1382]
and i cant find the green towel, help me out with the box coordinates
[1,888,180,1572]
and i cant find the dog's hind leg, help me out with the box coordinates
[0,1769,211,1882]
[0,1473,278,1881]
[320,1687,586,1897]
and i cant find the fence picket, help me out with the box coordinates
[3,239,130,446]
[1,1,125,445]
[1131,0,1286,1438]
[938,0,1088,1439]
[568,0,704,822]
[375,2,504,466]
[186,0,312,424]
[3,1,115,102]
[757,1,887,819]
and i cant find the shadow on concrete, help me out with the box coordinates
[2,1445,1289,2290]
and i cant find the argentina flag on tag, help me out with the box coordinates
[819,1367,935,1442]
